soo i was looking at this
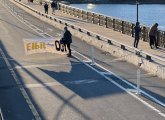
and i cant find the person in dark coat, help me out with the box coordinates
[149,23,159,49]
[62,26,72,57]
[44,2,49,14]
[134,22,141,48]
[51,1,56,14]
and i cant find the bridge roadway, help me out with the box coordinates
[0,0,165,120]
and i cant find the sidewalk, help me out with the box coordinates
[22,0,165,60]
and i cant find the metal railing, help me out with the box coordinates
[58,3,165,48]
[10,0,165,66]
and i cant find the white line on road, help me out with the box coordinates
[0,47,42,120]
[1,2,42,120]
[14,62,83,69]
[73,50,165,118]
[24,79,99,88]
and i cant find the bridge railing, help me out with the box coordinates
[58,3,165,48]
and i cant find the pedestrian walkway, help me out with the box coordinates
[22,0,165,60]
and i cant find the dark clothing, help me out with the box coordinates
[149,24,158,48]
[66,43,71,56]
[134,25,141,48]
[44,3,49,14]
[149,35,157,48]
[134,26,141,37]
[51,2,56,8]
[63,30,72,44]
[134,36,140,48]
[62,30,72,56]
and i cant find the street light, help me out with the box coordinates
[136,0,139,22]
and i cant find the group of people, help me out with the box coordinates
[44,0,58,14]
[134,22,159,49]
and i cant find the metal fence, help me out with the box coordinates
[58,3,165,48]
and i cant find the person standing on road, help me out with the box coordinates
[51,1,56,14]
[134,22,141,48]
[149,23,159,49]
[44,2,49,14]
[62,26,72,57]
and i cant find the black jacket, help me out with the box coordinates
[62,30,72,44]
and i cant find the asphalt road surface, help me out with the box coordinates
[0,0,165,120]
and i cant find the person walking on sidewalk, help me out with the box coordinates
[62,26,72,57]
[44,2,49,14]
[134,22,141,48]
[51,1,56,14]
[149,23,159,49]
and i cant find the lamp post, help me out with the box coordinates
[136,0,139,22]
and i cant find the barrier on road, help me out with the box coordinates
[8,0,165,79]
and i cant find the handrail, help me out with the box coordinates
[11,0,165,64]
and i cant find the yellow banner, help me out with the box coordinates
[24,37,66,55]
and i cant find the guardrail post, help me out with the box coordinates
[105,17,108,28]
[136,58,143,95]
[108,40,112,45]
[90,46,95,65]
[121,45,126,50]
[98,15,101,26]
[87,31,90,36]
[92,13,94,23]
[96,35,100,40]
[78,28,82,32]
[146,55,152,61]
[87,12,88,20]
[132,23,134,37]
[136,51,141,56]
[122,21,124,34]
[136,68,141,95]
[113,19,115,30]
[157,31,160,47]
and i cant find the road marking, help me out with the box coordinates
[24,82,62,88]
[100,72,112,75]
[3,1,165,117]
[65,79,98,85]
[0,56,15,61]
[24,79,99,88]
[1,2,42,120]
[47,28,53,32]
[0,47,42,120]
[14,62,83,69]
[73,50,165,118]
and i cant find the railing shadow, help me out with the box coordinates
[0,18,41,37]
[0,41,91,120]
